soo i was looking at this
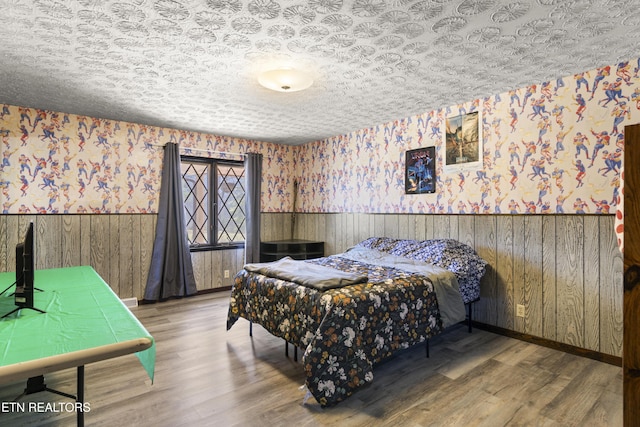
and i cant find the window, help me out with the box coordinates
[180,156,245,250]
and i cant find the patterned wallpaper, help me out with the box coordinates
[0,107,294,214]
[1,57,636,216]
[295,58,637,215]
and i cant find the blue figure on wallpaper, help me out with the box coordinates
[38,172,58,190]
[554,126,572,158]
[554,77,565,94]
[88,118,101,137]
[509,165,518,190]
[590,66,611,99]
[616,61,632,85]
[494,194,506,213]
[96,131,109,147]
[573,159,586,187]
[18,154,31,175]
[591,197,611,214]
[472,170,488,184]
[507,199,520,213]
[521,140,536,172]
[551,104,567,129]
[537,116,551,144]
[508,141,520,165]
[541,81,553,100]
[573,93,586,121]
[540,201,552,213]
[77,178,86,198]
[575,72,590,93]
[589,130,610,167]
[611,175,621,206]
[573,197,589,214]
[537,177,551,206]
[540,140,553,165]
[522,199,536,213]
[77,131,86,151]
[509,89,521,108]
[78,116,88,133]
[63,154,74,174]
[47,189,59,211]
[19,124,29,146]
[31,110,46,132]
[31,156,46,182]
[521,84,536,113]
[88,161,101,183]
[509,108,518,132]
[527,98,549,120]
[76,158,89,179]
[2,147,16,168]
[611,102,630,135]
[19,175,29,196]
[551,167,566,193]
[573,132,590,159]
[95,175,109,192]
[18,107,31,127]
[40,123,58,143]
[598,149,622,176]
[599,79,629,107]
[457,172,466,193]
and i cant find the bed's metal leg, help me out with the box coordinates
[426,339,430,358]
[294,346,298,362]
[285,341,289,357]
[249,320,253,337]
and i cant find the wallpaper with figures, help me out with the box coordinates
[0,106,294,214]
[294,58,638,215]
[1,57,637,217]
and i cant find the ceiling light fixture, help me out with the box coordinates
[258,67,313,92]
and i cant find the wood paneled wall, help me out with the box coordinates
[0,215,157,299]
[0,214,292,300]
[291,212,623,358]
[1,212,622,359]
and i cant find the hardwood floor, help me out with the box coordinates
[0,292,622,427]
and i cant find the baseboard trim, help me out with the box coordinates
[197,286,231,294]
[472,321,622,367]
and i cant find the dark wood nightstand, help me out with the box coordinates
[259,239,325,262]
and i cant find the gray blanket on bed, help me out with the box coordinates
[243,256,368,290]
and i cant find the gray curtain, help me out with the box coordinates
[245,152,262,264]
[144,142,197,301]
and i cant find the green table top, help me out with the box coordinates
[0,266,155,383]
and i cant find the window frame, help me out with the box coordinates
[180,155,246,252]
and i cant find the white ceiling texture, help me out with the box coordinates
[1,0,639,145]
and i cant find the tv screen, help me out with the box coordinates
[14,222,34,308]
[1,222,44,318]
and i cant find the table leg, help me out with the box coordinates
[77,366,84,427]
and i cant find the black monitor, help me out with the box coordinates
[2,222,45,318]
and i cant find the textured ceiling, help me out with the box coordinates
[1,0,640,145]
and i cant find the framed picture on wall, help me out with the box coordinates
[405,146,436,194]
[443,110,483,174]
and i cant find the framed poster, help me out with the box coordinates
[405,146,436,194]
[443,110,483,174]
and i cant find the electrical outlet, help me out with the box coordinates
[224,270,230,278]
[516,304,525,317]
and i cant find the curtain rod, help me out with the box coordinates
[147,142,246,158]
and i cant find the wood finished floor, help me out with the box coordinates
[0,292,623,427]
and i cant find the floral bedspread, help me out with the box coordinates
[227,255,442,407]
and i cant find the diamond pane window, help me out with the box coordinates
[216,163,246,243]
[180,157,245,249]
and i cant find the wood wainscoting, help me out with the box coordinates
[0,212,623,362]
[291,212,623,359]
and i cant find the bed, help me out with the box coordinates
[226,237,488,407]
